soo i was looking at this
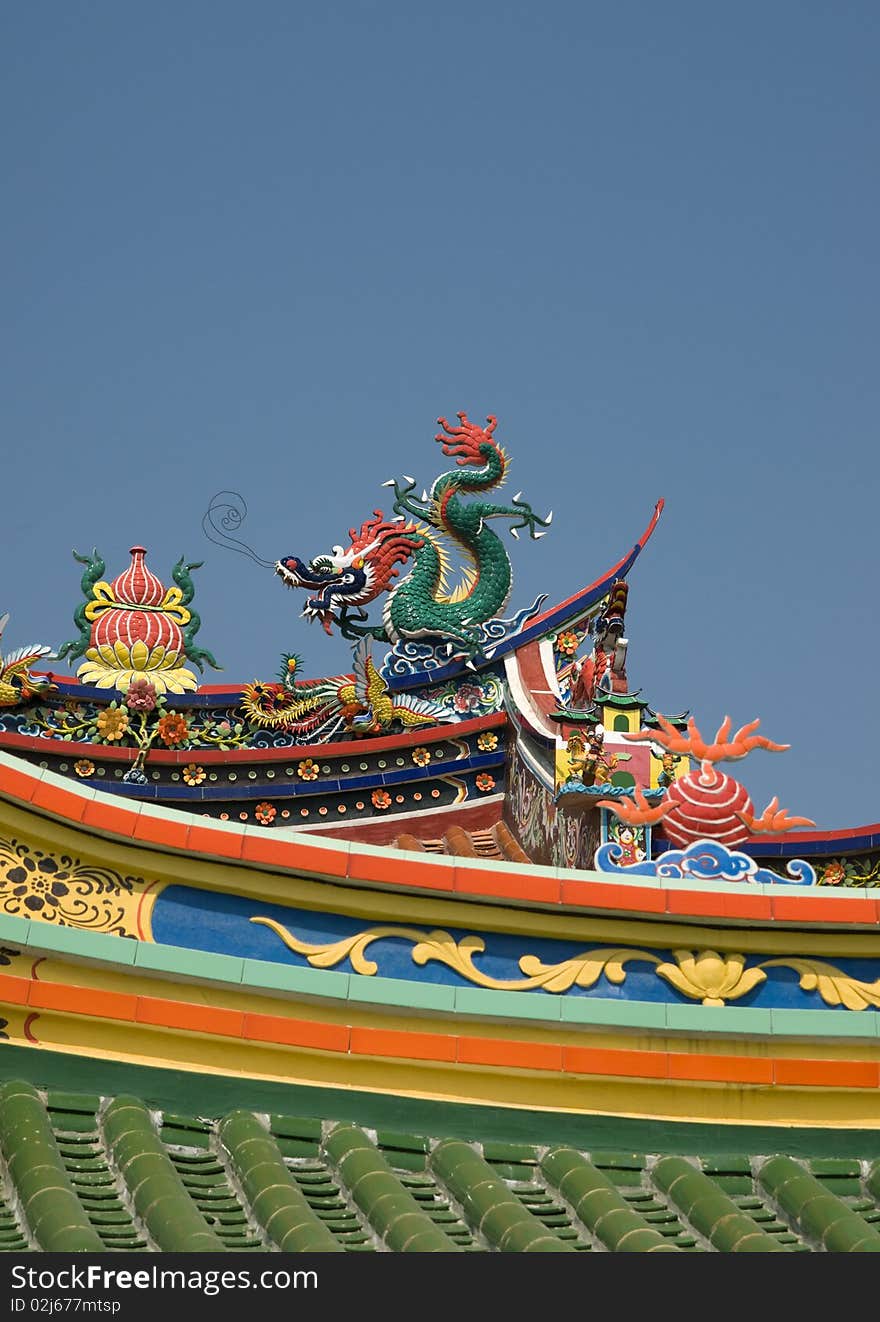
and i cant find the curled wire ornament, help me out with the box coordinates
[201,491,274,567]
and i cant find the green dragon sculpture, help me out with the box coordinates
[275,411,551,654]
[56,549,106,663]
[171,557,221,673]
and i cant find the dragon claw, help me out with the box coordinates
[510,527,519,539]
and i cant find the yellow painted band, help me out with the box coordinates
[11,1009,880,1130]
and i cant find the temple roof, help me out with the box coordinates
[1,1078,879,1253]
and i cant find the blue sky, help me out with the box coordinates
[2,3,877,829]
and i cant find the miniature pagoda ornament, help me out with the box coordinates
[58,547,219,694]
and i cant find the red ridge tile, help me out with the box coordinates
[771,895,878,925]
[0,972,31,1005]
[135,997,244,1037]
[31,783,89,824]
[242,1012,350,1053]
[563,1045,667,1080]
[773,1058,880,1089]
[720,892,774,922]
[561,880,666,914]
[350,1026,457,1063]
[0,765,39,805]
[456,1036,563,1072]
[665,890,728,918]
[454,867,560,906]
[82,800,140,839]
[186,824,244,860]
[349,851,454,892]
[667,1053,773,1085]
[28,980,137,1022]
[133,815,190,851]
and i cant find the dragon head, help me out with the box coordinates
[276,510,422,635]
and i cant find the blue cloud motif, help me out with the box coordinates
[657,841,757,882]
[595,838,816,885]
[756,858,816,886]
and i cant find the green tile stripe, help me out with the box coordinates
[430,1138,575,1252]
[0,1080,103,1252]
[758,1156,880,1252]
[324,1123,458,1252]
[13,920,880,1039]
[541,1147,679,1252]
[652,1156,786,1252]
[102,1096,226,1252]
[218,1111,343,1252]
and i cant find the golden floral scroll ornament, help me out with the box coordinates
[250,918,657,992]
[655,950,767,1006]
[761,958,880,1010]
[251,917,880,1011]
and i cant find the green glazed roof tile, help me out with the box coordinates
[0,1078,879,1252]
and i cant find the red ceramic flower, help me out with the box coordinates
[453,683,482,713]
[255,802,277,825]
[475,773,495,793]
[371,789,391,810]
[156,712,189,746]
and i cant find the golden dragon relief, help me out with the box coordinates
[249,918,880,1010]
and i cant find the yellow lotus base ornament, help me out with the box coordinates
[76,641,198,695]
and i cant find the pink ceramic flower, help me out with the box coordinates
[125,679,158,713]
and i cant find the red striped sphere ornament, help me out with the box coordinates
[662,761,753,849]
